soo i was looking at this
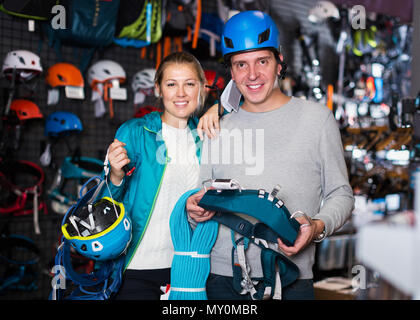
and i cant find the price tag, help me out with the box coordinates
[65,86,85,100]
[28,20,35,32]
[47,88,60,105]
[109,87,127,101]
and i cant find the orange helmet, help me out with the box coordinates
[45,63,84,88]
[10,99,43,121]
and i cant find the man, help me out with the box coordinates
[186,10,354,300]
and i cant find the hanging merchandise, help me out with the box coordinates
[88,60,127,119]
[162,0,201,47]
[2,50,42,82]
[154,0,202,68]
[131,68,159,118]
[0,0,57,20]
[44,111,82,138]
[351,25,379,57]
[51,170,131,299]
[308,0,340,23]
[43,0,120,72]
[1,50,43,116]
[216,0,270,23]
[0,234,41,293]
[113,0,163,48]
[203,69,225,117]
[45,63,85,105]
[133,105,160,118]
[47,155,104,215]
[40,111,83,167]
[204,70,225,93]
[294,24,323,101]
[0,158,47,235]
[9,99,43,121]
[131,68,156,106]
[0,99,43,153]
[307,1,343,108]
[331,0,413,24]
[188,13,224,59]
[310,4,350,126]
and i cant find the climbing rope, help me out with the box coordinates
[168,189,218,300]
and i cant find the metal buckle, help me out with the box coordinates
[290,210,312,228]
[202,179,242,192]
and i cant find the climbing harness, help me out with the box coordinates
[47,156,103,214]
[169,179,305,300]
[51,239,125,300]
[0,158,47,234]
[198,180,302,300]
[0,234,40,293]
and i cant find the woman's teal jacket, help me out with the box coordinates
[98,111,202,271]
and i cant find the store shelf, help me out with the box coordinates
[356,223,420,299]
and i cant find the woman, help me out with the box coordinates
[102,52,220,299]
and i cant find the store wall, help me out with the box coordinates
[0,0,415,300]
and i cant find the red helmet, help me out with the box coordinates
[134,106,159,118]
[204,70,225,90]
[10,99,43,121]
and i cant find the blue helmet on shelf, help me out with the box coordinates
[221,11,280,62]
[45,111,83,137]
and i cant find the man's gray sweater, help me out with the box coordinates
[198,97,354,279]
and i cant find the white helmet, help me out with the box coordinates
[131,69,156,92]
[308,1,340,23]
[2,50,42,80]
[87,60,126,86]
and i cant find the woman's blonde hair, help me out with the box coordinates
[154,51,207,117]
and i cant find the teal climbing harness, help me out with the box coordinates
[169,179,304,300]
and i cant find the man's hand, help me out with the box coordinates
[277,216,325,256]
[197,103,220,140]
[186,188,216,222]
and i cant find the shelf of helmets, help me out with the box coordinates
[340,97,420,299]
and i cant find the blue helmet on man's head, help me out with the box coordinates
[221,11,280,62]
